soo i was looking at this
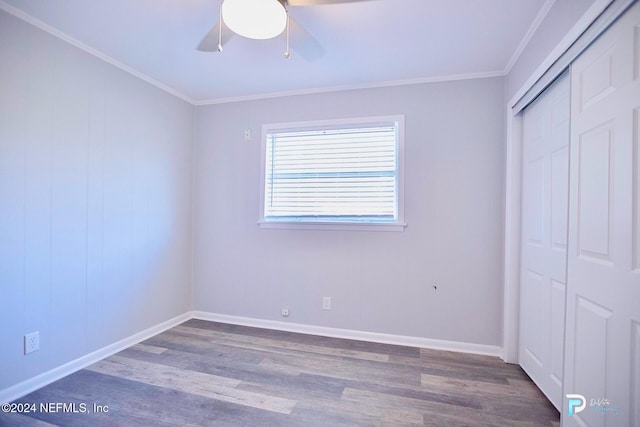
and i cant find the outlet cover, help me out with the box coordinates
[24,331,39,354]
[323,297,331,310]
[281,308,289,317]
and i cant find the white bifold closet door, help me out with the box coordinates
[519,71,570,411]
[563,2,640,426]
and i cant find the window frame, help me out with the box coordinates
[258,115,406,231]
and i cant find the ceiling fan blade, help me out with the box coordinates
[288,18,325,61]
[197,23,235,52]
[286,0,373,5]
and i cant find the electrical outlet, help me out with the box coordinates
[244,129,252,141]
[24,331,39,354]
[281,308,289,317]
[323,296,331,310]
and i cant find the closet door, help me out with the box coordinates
[564,2,640,426]
[519,71,570,411]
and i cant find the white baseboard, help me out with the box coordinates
[191,311,502,358]
[1,310,503,404]
[0,312,191,405]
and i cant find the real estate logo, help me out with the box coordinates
[588,397,619,414]
[566,394,620,417]
[566,394,586,416]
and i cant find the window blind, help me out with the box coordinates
[264,124,399,223]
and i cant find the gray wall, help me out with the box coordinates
[0,10,194,390]
[507,0,595,100]
[1,0,591,394]
[193,78,506,346]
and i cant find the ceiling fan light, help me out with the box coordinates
[221,0,287,40]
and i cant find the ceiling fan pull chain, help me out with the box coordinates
[217,1,224,52]
[284,12,291,59]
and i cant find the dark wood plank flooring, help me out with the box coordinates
[1,319,560,426]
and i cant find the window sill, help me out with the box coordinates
[257,221,407,232]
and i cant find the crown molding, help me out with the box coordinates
[194,70,506,106]
[508,0,614,109]
[503,0,556,74]
[1,0,520,107]
[0,1,196,105]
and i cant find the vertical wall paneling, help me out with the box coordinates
[22,27,56,379]
[0,10,194,394]
[85,58,106,352]
[0,12,28,388]
[102,75,135,344]
[49,41,91,367]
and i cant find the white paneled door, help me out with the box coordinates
[563,2,640,426]
[519,71,570,411]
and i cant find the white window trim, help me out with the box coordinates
[258,115,406,231]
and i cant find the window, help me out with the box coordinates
[259,116,405,231]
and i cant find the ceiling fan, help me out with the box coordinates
[197,0,373,60]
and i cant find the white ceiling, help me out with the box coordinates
[1,0,548,103]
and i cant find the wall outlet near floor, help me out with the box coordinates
[24,331,40,354]
[281,308,289,317]
[322,296,331,310]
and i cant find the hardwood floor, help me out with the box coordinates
[2,320,560,426]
